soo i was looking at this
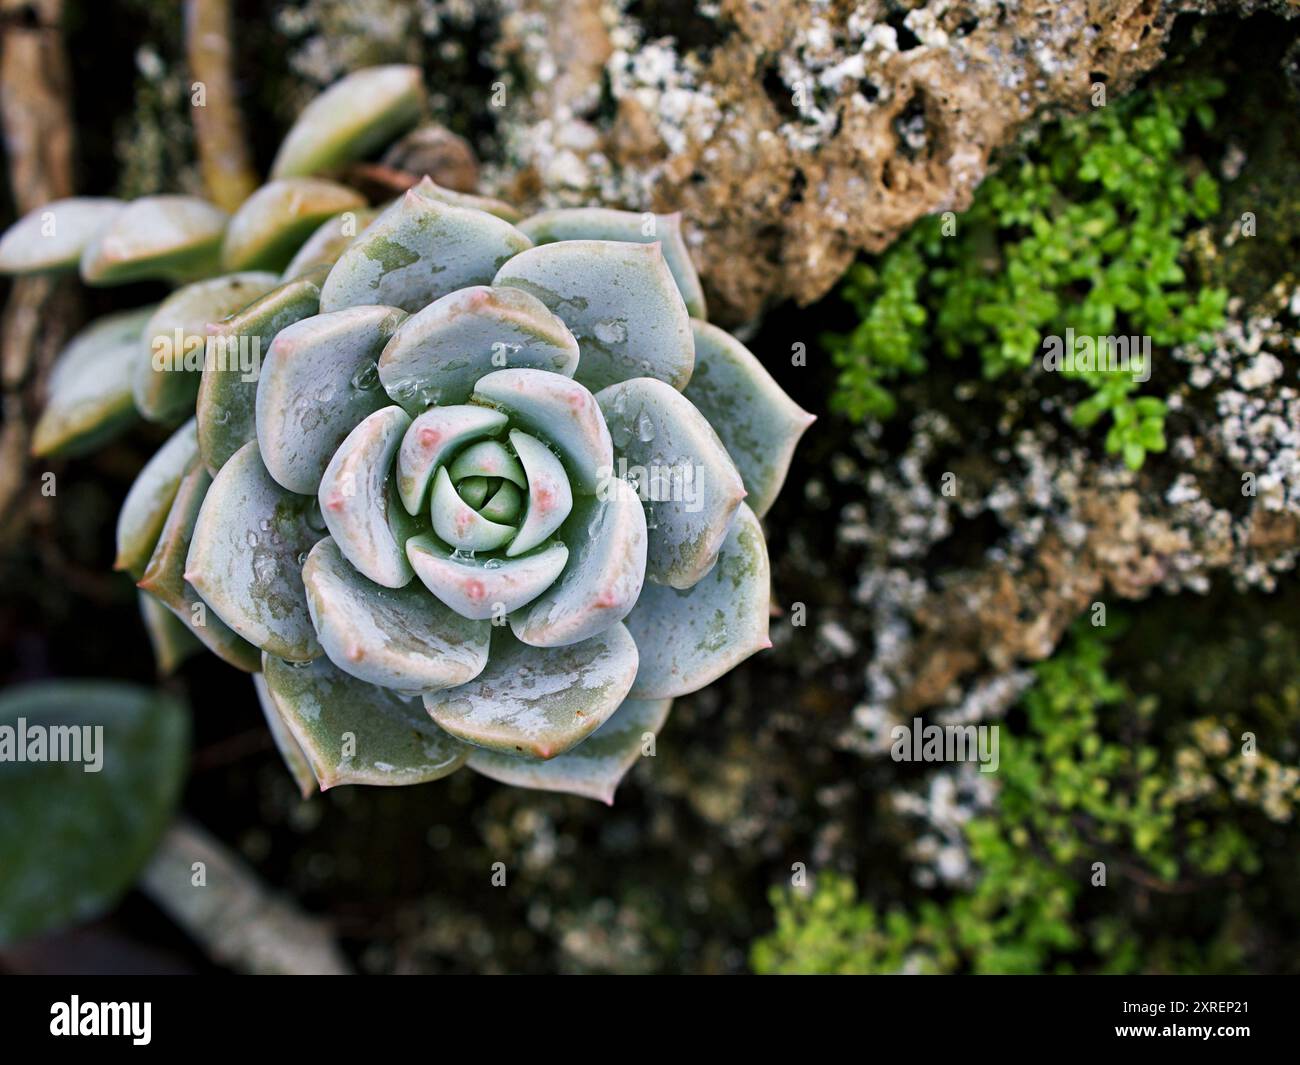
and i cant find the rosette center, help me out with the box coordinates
[429,427,572,556]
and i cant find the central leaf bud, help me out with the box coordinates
[426,422,573,558]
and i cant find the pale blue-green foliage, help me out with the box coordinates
[827,78,1228,470]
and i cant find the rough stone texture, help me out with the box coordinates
[809,269,1300,889]
[831,277,1300,753]
[478,0,1298,322]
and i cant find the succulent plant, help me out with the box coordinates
[0,65,814,803]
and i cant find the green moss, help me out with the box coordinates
[825,78,1228,470]
[753,619,1296,975]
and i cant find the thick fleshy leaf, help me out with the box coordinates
[139,590,202,674]
[625,503,770,699]
[186,441,323,661]
[597,376,745,589]
[318,405,415,587]
[506,429,572,556]
[410,175,521,222]
[466,696,671,804]
[0,197,123,274]
[430,466,516,552]
[494,240,694,392]
[260,653,468,788]
[115,418,199,579]
[458,477,489,508]
[448,438,525,487]
[80,195,227,285]
[135,272,279,424]
[480,481,522,523]
[222,178,367,272]
[281,208,377,279]
[511,476,646,647]
[32,307,152,457]
[423,624,637,758]
[378,284,578,409]
[137,460,263,673]
[197,268,327,474]
[255,304,406,495]
[471,369,612,494]
[303,537,490,692]
[0,681,187,944]
[252,673,317,798]
[684,320,815,518]
[407,534,567,620]
[517,208,706,318]
[270,65,425,180]
[319,189,532,314]
[396,405,508,514]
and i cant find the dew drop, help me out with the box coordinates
[593,319,627,344]
[350,362,380,391]
[252,548,278,584]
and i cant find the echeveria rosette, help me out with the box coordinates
[184,184,812,802]
[0,65,814,804]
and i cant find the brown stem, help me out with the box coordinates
[0,0,73,211]
[341,161,422,199]
[0,0,79,551]
[184,0,257,211]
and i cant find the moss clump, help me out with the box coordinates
[754,619,1298,975]
[826,78,1228,470]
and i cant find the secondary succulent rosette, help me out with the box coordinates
[0,66,813,802]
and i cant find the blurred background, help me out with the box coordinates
[2,0,1299,974]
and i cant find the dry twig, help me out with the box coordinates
[184,0,257,211]
[140,818,352,975]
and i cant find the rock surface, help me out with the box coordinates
[486,0,1299,322]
